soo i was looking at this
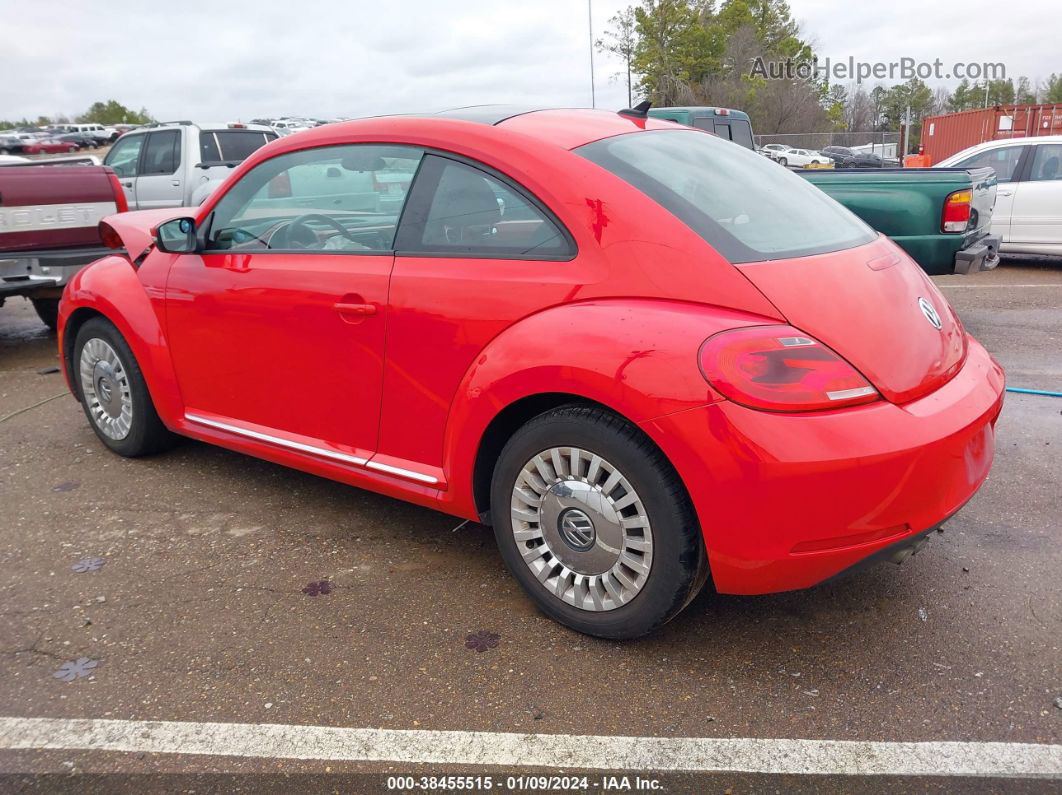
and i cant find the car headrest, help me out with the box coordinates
[431,166,501,228]
[340,154,387,172]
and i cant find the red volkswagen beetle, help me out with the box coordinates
[57,107,1004,638]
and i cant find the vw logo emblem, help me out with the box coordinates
[559,508,596,551]
[918,297,942,330]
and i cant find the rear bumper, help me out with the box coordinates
[641,337,1005,595]
[0,248,112,298]
[955,234,1001,275]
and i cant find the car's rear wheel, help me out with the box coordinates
[73,317,177,457]
[490,405,707,639]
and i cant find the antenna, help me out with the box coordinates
[618,101,652,118]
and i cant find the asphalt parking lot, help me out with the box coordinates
[0,260,1060,791]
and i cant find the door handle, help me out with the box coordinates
[171,180,181,187]
[122,181,133,188]
[334,302,377,316]
[998,190,1013,197]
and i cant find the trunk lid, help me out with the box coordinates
[736,236,966,404]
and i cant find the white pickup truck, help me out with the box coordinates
[103,122,278,209]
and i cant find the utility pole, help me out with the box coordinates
[588,0,596,108]
[902,104,911,156]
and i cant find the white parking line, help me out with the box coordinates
[936,283,1062,288]
[1,717,1060,779]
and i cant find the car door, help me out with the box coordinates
[101,132,146,208]
[165,143,425,462]
[950,144,1029,241]
[377,154,578,481]
[1009,143,1062,248]
[134,130,185,209]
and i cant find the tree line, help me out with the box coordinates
[1,100,152,131]
[596,0,1062,142]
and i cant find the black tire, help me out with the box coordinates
[72,317,177,457]
[31,298,59,331]
[490,405,708,639]
[777,156,788,167]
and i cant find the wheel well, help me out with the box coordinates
[62,307,106,400]
[472,393,623,525]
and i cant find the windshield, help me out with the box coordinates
[576,130,876,263]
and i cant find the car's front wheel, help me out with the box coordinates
[73,318,177,457]
[777,156,788,166]
[490,406,707,639]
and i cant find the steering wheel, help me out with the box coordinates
[280,213,357,249]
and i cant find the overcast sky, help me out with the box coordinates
[0,0,1054,122]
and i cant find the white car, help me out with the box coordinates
[759,143,791,159]
[775,148,826,168]
[937,136,1062,256]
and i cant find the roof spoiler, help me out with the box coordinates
[618,100,652,118]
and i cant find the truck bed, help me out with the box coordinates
[797,167,997,275]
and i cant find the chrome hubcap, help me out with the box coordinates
[510,447,653,612]
[79,338,132,440]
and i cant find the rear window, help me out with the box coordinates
[576,129,875,263]
[198,130,277,164]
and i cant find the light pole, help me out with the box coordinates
[588,0,596,108]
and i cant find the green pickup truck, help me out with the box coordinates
[798,167,1000,275]
[648,105,1000,275]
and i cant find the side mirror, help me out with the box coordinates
[155,217,197,253]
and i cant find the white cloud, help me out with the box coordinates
[0,0,1053,123]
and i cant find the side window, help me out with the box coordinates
[955,146,1025,183]
[141,130,181,175]
[728,120,755,149]
[205,144,423,252]
[199,131,222,164]
[103,134,145,178]
[1028,144,1062,182]
[396,156,573,259]
[214,130,273,161]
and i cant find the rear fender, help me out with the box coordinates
[58,254,182,426]
[440,299,777,517]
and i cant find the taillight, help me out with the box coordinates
[942,189,971,233]
[107,172,128,213]
[698,325,880,412]
[98,221,123,249]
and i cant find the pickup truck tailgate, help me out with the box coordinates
[0,165,121,253]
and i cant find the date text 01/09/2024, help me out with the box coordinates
[384,774,663,790]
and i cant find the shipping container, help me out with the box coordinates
[921,103,1062,164]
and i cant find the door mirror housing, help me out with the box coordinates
[155,217,198,253]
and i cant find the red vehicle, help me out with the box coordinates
[57,107,1004,638]
[1,163,127,328]
[21,138,79,155]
